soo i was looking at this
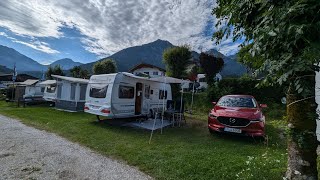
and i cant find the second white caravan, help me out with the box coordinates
[84,72,172,119]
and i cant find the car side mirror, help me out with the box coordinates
[212,102,217,106]
[260,104,267,108]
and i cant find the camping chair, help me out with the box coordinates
[173,100,186,126]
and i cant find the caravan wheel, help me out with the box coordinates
[96,115,102,122]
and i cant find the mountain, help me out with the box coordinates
[0,65,12,74]
[81,39,247,77]
[81,39,174,72]
[0,45,47,71]
[49,58,82,70]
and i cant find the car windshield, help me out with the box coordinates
[217,96,257,108]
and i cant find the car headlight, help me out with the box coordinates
[251,116,265,123]
[209,113,217,118]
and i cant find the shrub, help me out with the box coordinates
[207,76,285,103]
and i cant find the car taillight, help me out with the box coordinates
[101,109,110,114]
[209,113,217,118]
[84,106,89,111]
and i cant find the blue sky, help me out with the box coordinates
[0,0,241,65]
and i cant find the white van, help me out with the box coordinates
[84,72,172,119]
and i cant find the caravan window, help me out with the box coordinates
[119,85,134,99]
[79,84,87,100]
[46,85,56,93]
[70,83,76,100]
[57,84,62,99]
[159,90,167,99]
[144,85,150,99]
[90,85,108,98]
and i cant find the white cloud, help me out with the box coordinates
[0,0,237,56]
[12,40,60,54]
[0,30,59,54]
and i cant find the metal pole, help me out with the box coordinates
[190,81,195,114]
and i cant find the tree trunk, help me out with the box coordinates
[286,73,318,180]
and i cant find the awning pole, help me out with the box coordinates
[161,77,166,134]
[190,81,195,115]
[180,81,183,126]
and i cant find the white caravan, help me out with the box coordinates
[85,72,172,119]
[39,80,57,102]
[196,73,223,90]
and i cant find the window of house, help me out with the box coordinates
[159,90,168,99]
[70,83,76,100]
[199,78,206,82]
[89,85,108,98]
[119,85,134,99]
[153,71,158,75]
[144,72,149,75]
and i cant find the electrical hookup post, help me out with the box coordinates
[11,63,17,101]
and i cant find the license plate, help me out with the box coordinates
[224,127,242,133]
[90,105,100,109]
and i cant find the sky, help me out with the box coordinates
[0,0,242,65]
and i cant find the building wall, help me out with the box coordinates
[132,67,165,77]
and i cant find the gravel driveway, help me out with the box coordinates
[0,115,151,180]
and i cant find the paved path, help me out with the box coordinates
[0,115,151,180]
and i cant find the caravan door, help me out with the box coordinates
[135,83,142,115]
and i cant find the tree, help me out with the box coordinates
[70,66,90,79]
[46,65,64,80]
[237,44,263,75]
[213,0,320,179]
[93,59,117,75]
[163,46,192,79]
[199,53,224,85]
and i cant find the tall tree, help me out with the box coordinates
[70,66,81,78]
[213,0,320,179]
[199,52,224,85]
[163,46,192,79]
[46,65,64,80]
[93,59,117,75]
[70,66,90,79]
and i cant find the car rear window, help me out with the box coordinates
[217,96,257,108]
[89,85,108,98]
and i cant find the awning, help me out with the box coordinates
[52,75,89,84]
[39,80,56,85]
[150,76,189,84]
[20,79,39,86]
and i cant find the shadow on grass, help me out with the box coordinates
[87,116,285,148]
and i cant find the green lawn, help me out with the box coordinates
[0,101,287,179]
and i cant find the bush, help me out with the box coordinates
[207,76,285,103]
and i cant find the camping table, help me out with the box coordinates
[165,109,179,127]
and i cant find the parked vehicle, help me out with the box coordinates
[84,72,172,119]
[39,80,57,102]
[52,75,89,112]
[208,95,267,137]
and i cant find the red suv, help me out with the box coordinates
[208,95,267,137]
